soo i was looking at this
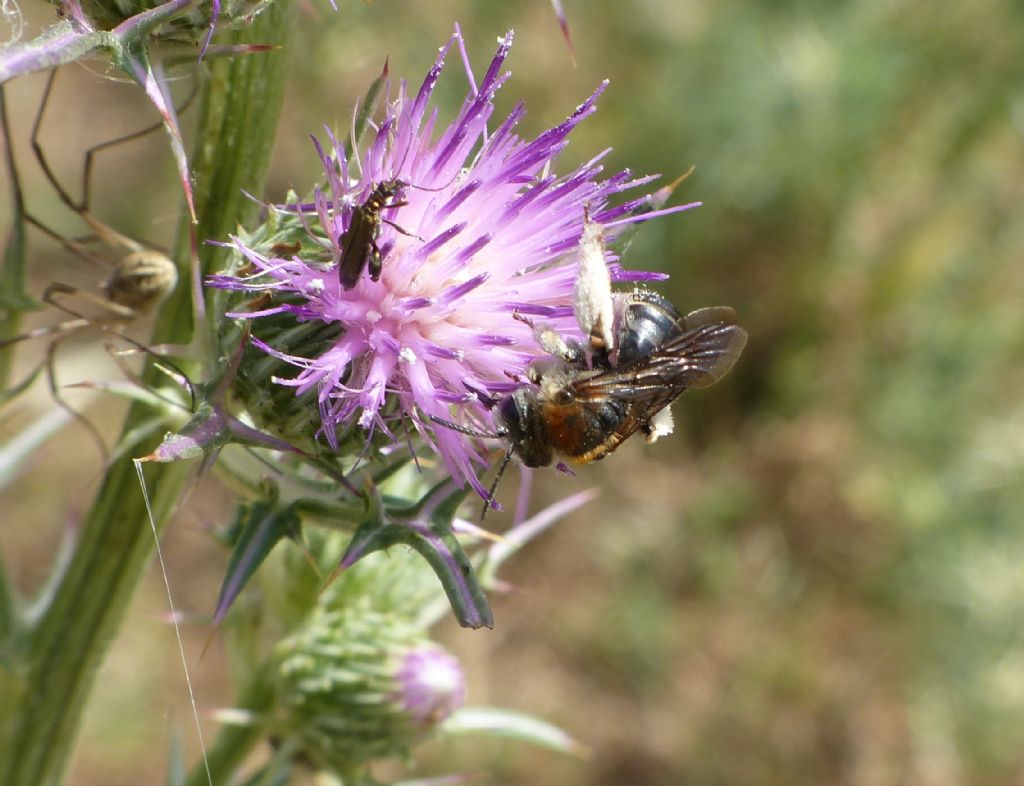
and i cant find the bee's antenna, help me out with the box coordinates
[461,382,499,409]
[426,412,503,440]
[481,446,514,521]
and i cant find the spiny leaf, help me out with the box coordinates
[214,498,301,625]
[336,481,493,629]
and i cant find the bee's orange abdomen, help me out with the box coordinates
[541,399,629,464]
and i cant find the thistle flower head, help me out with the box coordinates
[276,603,466,770]
[211,28,694,497]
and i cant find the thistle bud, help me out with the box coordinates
[276,602,466,772]
[225,311,345,450]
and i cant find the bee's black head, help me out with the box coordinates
[495,389,552,468]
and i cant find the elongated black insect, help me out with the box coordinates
[337,162,466,290]
[338,179,411,290]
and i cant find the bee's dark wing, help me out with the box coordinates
[663,309,747,389]
[572,314,747,402]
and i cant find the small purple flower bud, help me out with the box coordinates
[393,646,467,726]
[276,604,467,771]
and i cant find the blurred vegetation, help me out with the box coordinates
[2,0,1024,784]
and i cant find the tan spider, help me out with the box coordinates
[1,71,192,458]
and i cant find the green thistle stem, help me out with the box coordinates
[183,671,278,786]
[0,5,294,784]
[0,547,14,643]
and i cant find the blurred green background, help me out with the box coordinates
[3,0,1024,784]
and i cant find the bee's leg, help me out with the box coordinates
[533,324,586,367]
[562,337,588,366]
[524,360,546,385]
[513,310,587,368]
[511,310,535,328]
[575,205,615,353]
[504,367,530,385]
[481,446,515,521]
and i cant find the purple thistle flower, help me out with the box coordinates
[210,27,697,498]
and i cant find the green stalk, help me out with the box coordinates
[0,5,295,784]
[183,669,277,786]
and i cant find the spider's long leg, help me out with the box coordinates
[45,334,111,465]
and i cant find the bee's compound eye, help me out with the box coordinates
[554,389,574,406]
[496,395,521,435]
